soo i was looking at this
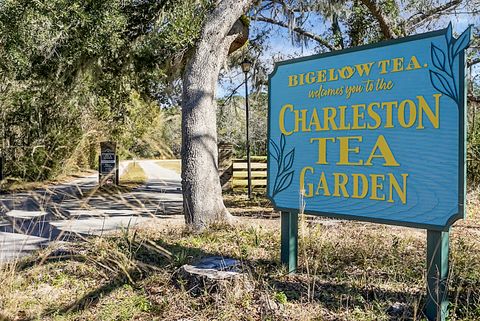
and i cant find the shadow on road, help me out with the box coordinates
[0,167,184,262]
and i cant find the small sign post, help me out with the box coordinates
[99,141,118,185]
[0,153,3,182]
[267,24,471,321]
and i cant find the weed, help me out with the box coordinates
[0,193,479,320]
[274,291,288,304]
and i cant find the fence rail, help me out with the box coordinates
[232,157,267,190]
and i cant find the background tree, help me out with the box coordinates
[0,0,202,180]
[217,93,268,157]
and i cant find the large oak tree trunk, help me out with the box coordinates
[181,0,253,230]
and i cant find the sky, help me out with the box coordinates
[217,4,479,99]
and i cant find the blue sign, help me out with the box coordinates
[268,25,471,230]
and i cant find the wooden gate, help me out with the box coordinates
[232,156,267,190]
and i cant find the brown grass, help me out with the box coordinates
[1,170,97,192]
[120,162,148,185]
[0,192,479,320]
[76,162,148,200]
[155,160,181,174]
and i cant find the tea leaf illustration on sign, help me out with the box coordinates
[430,23,471,104]
[269,134,295,197]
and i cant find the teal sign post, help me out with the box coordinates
[268,24,471,321]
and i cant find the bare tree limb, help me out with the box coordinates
[359,0,395,39]
[406,0,462,31]
[332,12,345,49]
[251,16,336,51]
[469,95,480,103]
[218,77,250,107]
[468,58,480,68]
[439,10,480,14]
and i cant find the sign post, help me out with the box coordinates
[426,230,450,321]
[99,141,118,185]
[0,153,3,182]
[280,211,298,273]
[267,24,471,321]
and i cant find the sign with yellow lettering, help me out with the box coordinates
[268,25,471,230]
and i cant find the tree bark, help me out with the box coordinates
[359,0,395,39]
[181,0,253,230]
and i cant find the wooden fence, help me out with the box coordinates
[232,156,267,190]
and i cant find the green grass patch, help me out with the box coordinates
[97,285,153,321]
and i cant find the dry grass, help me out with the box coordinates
[1,170,97,192]
[76,162,148,200]
[155,160,181,174]
[224,193,278,219]
[120,162,148,185]
[0,193,479,320]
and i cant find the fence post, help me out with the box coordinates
[98,155,100,183]
[115,155,119,185]
[0,154,3,191]
[0,154,3,182]
[218,143,233,190]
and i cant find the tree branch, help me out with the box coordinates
[468,58,480,68]
[331,12,345,49]
[219,77,249,107]
[251,15,336,51]
[359,0,395,39]
[469,94,480,103]
[406,0,462,31]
